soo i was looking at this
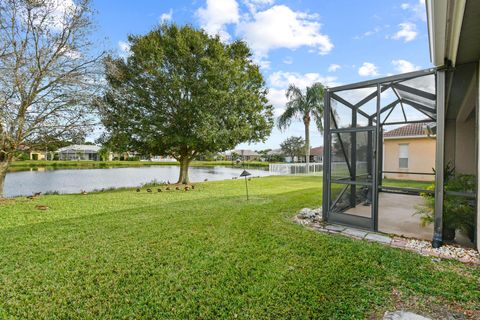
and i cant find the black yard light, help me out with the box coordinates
[240,169,251,200]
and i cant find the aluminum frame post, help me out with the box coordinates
[322,90,331,221]
[372,83,381,232]
[432,70,445,248]
[350,104,357,208]
[378,126,383,187]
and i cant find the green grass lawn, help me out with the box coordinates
[9,160,270,171]
[382,178,433,190]
[0,176,478,319]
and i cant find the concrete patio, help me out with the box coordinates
[343,193,433,240]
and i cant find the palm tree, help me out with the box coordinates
[277,82,325,172]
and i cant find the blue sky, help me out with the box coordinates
[91,0,431,150]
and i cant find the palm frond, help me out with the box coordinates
[277,84,305,130]
[311,108,324,133]
[277,105,297,130]
[307,82,325,132]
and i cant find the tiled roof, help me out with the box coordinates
[310,146,324,156]
[226,149,259,156]
[384,123,428,138]
[267,149,283,155]
[57,144,101,152]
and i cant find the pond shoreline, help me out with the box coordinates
[9,160,270,171]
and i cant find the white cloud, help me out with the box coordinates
[358,62,378,77]
[160,9,173,23]
[269,71,338,89]
[401,0,426,22]
[282,56,293,65]
[392,22,417,42]
[354,26,382,39]
[267,88,288,116]
[196,0,239,41]
[63,48,81,60]
[392,59,421,73]
[267,71,338,116]
[118,41,131,58]
[328,64,341,72]
[237,5,333,63]
[23,0,76,32]
[243,0,275,13]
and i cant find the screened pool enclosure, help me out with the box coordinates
[322,68,446,247]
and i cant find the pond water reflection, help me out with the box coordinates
[5,165,272,197]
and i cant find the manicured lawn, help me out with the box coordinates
[382,178,433,190]
[9,160,270,171]
[0,176,478,319]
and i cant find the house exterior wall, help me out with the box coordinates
[59,151,99,161]
[383,137,436,181]
[455,116,476,175]
[29,151,46,160]
[444,119,456,167]
[445,117,476,175]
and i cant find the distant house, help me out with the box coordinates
[148,155,177,162]
[18,145,47,160]
[57,145,101,161]
[29,150,47,161]
[265,149,284,161]
[310,146,324,163]
[225,149,260,161]
[383,123,435,181]
[285,146,324,163]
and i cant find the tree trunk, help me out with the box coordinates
[0,161,10,198]
[177,157,192,184]
[304,117,310,174]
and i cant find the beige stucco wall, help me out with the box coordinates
[455,116,476,175]
[383,137,436,181]
[29,151,46,160]
[445,117,476,175]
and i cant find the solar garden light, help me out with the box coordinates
[240,169,251,200]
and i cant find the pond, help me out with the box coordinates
[4,165,273,198]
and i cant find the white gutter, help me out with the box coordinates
[445,0,466,66]
[426,0,466,67]
[427,0,448,66]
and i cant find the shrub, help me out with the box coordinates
[416,173,476,242]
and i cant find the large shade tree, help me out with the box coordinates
[99,24,273,184]
[277,83,325,171]
[0,0,101,197]
[280,136,305,162]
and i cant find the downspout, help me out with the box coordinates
[433,70,446,248]
[476,62,480,251]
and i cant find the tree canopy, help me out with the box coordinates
[277,82,325,170]
[99,24,273,183]
[0,0,101,197]
[280,136,305,160]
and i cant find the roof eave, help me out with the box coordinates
[384,135,432,140]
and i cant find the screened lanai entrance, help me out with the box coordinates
[322,68,445,245]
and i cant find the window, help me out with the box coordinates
[399,144,409,168]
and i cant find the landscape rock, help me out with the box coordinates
[297,208,316,219]
[383,311,431,320]
[293,209,479,265]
